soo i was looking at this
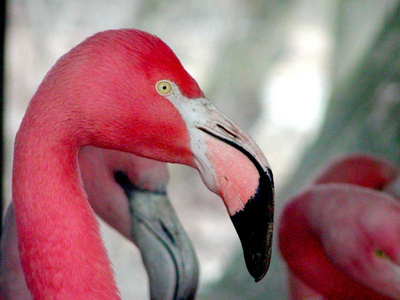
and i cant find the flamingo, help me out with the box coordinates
[3,29,274,298]
[1,146,199,299]
[279,154,400,299]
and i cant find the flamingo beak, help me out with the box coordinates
[164,83,274,281]
[114,172,199,299]
[193,108,274,282]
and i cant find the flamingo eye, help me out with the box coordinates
[375,249,390,260]
[156,80,173,96]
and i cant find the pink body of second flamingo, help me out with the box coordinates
[279,154,400,299]
[7,29,274,298]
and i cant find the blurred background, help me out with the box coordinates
[2,0,400,299]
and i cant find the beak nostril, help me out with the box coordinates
[196,125,238,139]
[217,124,238,139]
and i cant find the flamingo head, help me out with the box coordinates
[311,154,400,298]
[279,154,400,298]
[33,29,274,281]
[307,185,400,299]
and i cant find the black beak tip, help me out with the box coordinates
[230,168,274,282]
[254,269,267,283]
[242,221,273,282]
[249,239,273,282]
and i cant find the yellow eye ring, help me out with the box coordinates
[156,80,173,96]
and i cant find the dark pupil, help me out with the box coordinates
[163,85,167,90]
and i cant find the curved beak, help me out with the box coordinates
[195,107,274,282]
[165,86,274,282]
[114,172,199,300]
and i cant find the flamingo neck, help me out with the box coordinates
[12,121,120,299]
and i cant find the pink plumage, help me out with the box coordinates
[279,154,400,299]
